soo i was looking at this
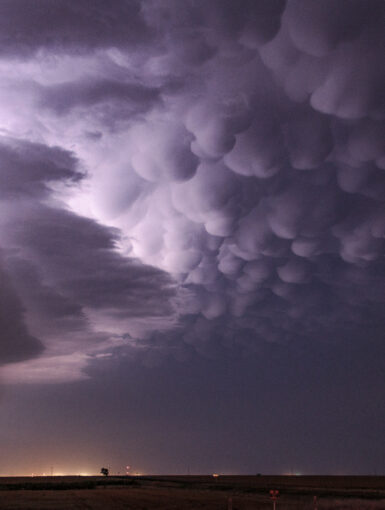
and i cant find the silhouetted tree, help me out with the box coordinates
[101,467,109,476]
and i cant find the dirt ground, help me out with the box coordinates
[0,475,384,509]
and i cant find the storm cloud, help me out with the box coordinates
[0,137,175,380]
[0,0,384,383]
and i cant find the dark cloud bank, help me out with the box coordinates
[0,138,174,368]
[0,0,384,474]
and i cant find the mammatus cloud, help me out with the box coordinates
[0,0,384,382]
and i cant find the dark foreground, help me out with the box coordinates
[0,475,384,509]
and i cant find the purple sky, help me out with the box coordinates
[0,0,385,475]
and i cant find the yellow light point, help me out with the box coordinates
[212,473,219,478]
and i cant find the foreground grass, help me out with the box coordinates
[0,475,384,509]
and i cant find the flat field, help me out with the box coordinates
[0,475,384,509]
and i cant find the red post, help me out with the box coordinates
[269,489,279,509]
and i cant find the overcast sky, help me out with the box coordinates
[0,0,384,476]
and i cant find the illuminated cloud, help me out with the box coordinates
[0,0,384,383]
[0,137,176,380]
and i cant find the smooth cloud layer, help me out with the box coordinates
[0,0,384,382]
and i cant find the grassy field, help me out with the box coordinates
[0,475,384,509]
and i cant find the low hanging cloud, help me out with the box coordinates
[0,0,384,382]
[0,258,43,364]
[0,137,176,381]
